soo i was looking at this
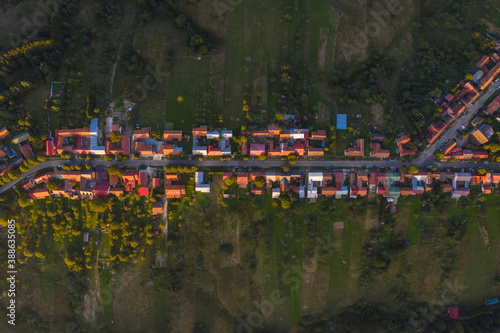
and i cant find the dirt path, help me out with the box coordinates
[109,42,122,99]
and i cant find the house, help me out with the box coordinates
[46,139,56,156]
[133,128,151,140]
[311,130,326,140]
[485,95,500,115]
[93,181,110,200]
[236,172,250,188]
[426,121,447,143]
[165,185,186,198]
[161,144,183,156]
[412,173,428,194]
[307,172,323,199]
[472,151,489,159]
[0,127,9,140]
[152,177,160,188]
[30,186,50,199]
[471,117,484,127]
[451,173,471,198]
[105,136,130,155]
[138,171,147,187]
[109,175,119,186]
[11,131,30,144]
[152,201,163,215]
[55,127,91,154]
[476,55,490,68]
[163,130,182,141]
[469,124,494,145]
[109,187,124,197]
[441,140,456,155]
[138,187,149,196]
[250,143,266,156]
[194,171,211,193]
[54,171,82,182]
[344,139,365,157]
[396,134,417,157]
[33,172,53,184]
[22,180,34,190]
[370,142,390,158]
[134,141,154,156]
[123,171,139,192]
[479,61,500,90]
[493,53,500,63]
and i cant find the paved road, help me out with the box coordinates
[2,158,500,195]
[415,80,500,166]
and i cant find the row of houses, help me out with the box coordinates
[221,170,500,204]
[426,48,500,144]
[242,125,326,157]
[0,126,37,178]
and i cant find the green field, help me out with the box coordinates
[165,57,211,130]
[223,1,282,125]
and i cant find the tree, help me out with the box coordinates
[465,74,474,81]
[281,197,292,209]
[275,113,284,121]
[47,179,60,191]
[104,155,114,161]
[108,165,121,175]
[282,166,290,172]
[478,168,487,175]
[8,169,21,180]
[60,152,71,159]
[408,165,419,174]
[254,177,266,188]
[258,154,267,161]
[133,153,140,160]
[224,176,236,186]
[110,131,122,143]
[435,151,445,159]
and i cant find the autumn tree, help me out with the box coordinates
[110,131,122,143]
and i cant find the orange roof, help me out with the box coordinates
[134,141,154,155]
[152,202,163,215]
[311,130,326,140]
[345,139,364,157]
[133,128,151,140]
[109,187,124,196]
[30,186,50,199]
[165,185,186,198]
[370,142,390,158]
[479,61,500,90]
[192,128,207,137]
[163,130,182,141]
[0,127,9,140]
[106,136,130,155]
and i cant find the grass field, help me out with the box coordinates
[223,1,282,125]
[165,57,211,130]
[99,232,111,258]
[459,196,500,308]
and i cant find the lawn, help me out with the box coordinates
[223,0,282,126]
[335,102,372,156]
[404,196,435,245]
[459,196,500,308]
[99,232,111,258]
[165,57,211,130]
[307,1,339,73]
[99,269,114,323]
